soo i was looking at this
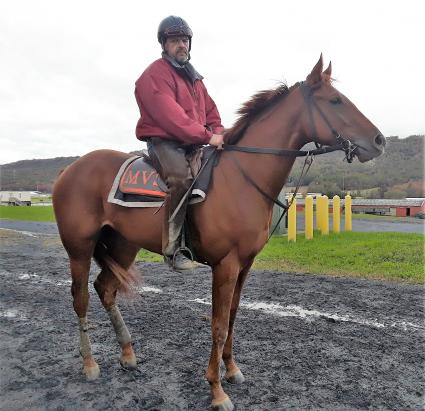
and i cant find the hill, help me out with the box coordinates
[0,136,423,197]
[0,156,79,192]
[288,135,424,198]
[0,151,142,192]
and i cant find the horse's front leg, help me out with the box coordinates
[222,262,252,385]
[206,255,240,411]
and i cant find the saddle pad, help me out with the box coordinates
[119,157,167,197]
[107,148,218,208]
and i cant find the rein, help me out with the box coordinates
[223,143,342,157]
[222,81,357,239]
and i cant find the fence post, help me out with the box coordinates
[316,195,322,231]
[287,196,297,242]
[305,195,314,239]
[345,194,352,231]
[321,195,329,235]
[333,195,340,233]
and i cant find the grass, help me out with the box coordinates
[136,249,163,263]
[1,206,423,282]
[31,196,52,204]
[0,205,56,222]
[254,231,425,283]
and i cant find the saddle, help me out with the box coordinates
[107,146,218,208]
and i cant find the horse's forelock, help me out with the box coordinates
[322,75,336,85]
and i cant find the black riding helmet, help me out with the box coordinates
[157,16,193,52]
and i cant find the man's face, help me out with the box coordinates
[164,36,190,64]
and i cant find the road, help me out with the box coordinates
[294,216,424,234]
[1,217,424,236]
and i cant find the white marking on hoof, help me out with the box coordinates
[84,363,100,381]
[225,370,245,385]
[120,355,137,369]
[211,396,234,411]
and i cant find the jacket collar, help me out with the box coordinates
[162,53,204,83]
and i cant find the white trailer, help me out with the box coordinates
[0,191,32,206]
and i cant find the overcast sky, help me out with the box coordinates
[0,0,423,164]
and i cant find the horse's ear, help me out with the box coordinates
[323,61,332,77]
[306,53,323,85]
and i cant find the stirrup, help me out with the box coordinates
[172,246,194,264]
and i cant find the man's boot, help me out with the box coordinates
[163,209,198,272]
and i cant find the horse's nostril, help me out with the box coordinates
[375,134,386,147]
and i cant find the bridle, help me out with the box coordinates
[298,81,358,163]
[223,81,358,163]
[222,81,359,238]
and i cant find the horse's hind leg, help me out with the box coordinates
[94,268,137,369]
[69,250,100,380]
[94,234,139,369]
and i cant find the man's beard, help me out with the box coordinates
[174,50,189,65]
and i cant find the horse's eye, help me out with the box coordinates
[330,96,342,105]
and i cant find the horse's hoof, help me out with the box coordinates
[211,396,234,411]
[120,355,137,369]
[225,370,245,385]
[84,363,100,381]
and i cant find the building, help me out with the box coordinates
[351,198,425,217]
[0,191,51,206]
[294,197,425,217]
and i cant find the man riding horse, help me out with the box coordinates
[134,15,224,272]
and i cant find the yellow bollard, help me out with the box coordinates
[333,195,340,233]
[345,194,352,231]
[321,195,329,235]
[287,197,297,242]
[316,195,322,230]
[305,196,314,240]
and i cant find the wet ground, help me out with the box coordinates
[0,224,424,410]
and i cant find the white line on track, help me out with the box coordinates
[1,270,423,332]
[137,286,163,294]
[190,298,424,332]
[0,309,27,320]
[0,227,38,237]
[0,227,58,237]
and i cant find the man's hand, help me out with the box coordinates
[209,133,224,150]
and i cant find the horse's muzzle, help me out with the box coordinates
[354,133,386,163]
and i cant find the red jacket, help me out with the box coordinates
[135,58,223,145]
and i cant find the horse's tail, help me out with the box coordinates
[93,242,140,293]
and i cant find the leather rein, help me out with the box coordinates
[222,81,358,238]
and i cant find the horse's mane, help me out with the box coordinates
[225,81,301,144]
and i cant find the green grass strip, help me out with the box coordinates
[255,231,425,283]
[0,205,56,222]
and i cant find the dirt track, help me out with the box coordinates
[0,227,424,410]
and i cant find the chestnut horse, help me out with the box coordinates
[53,55,385,410]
